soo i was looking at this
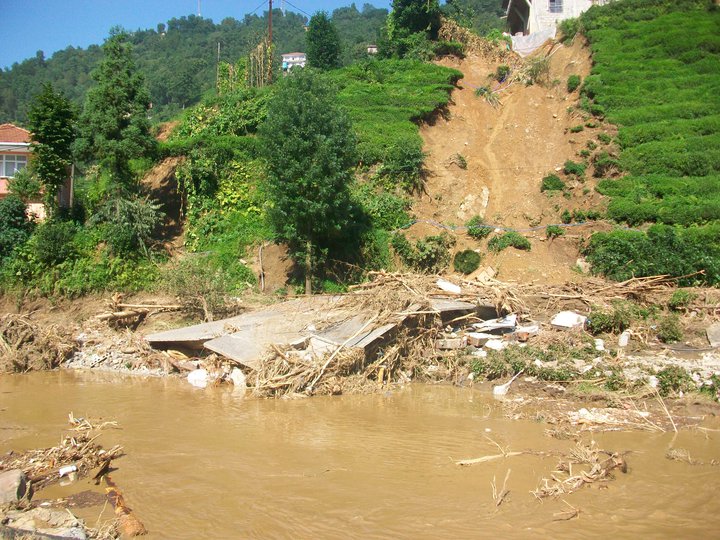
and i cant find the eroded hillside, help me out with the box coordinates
[408,39,616,283]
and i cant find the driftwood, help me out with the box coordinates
[104,475,147,537]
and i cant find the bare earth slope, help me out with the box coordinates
[409,39,611,284]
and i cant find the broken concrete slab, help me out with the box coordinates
[436,337,467,350]
[473,314,517,334]
[551,311,586,329]
[707,323,720,348]
[0,469,29,504]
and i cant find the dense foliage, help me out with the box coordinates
[0,7,387,123]
[26,83,76,209]
[580,0,720,284]
[306,12,342,70]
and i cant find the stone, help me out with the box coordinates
[0,469,30,504]
[3,507,85,539]
[436,337,466,350]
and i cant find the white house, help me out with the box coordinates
[281,52,306,73]
[502,0,611,35]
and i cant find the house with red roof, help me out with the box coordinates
[0,122,73,219]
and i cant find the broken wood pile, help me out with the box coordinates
[0,431,124,491]
[532,441,627,499]
[0,314,77,373]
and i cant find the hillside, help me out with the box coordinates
[0,5,387,123]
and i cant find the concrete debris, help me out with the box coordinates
[707,323,720,348]
[436,279,462,294]
[618,330,631,348]
[473,314,517,333]
[2,507,86,539]
[466,332,494,347]
[485,339,507,351]
[436,337,467,350]
[551,311,587,329]
[594,339,605,352]
[0,469,30,505]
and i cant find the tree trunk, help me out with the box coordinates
[305,239,312,295]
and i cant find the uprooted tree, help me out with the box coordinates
[259,69,358,294]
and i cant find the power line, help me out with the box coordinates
[283,0,312,18]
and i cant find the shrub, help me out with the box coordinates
[466,215,492,239]
[592,151,621,177]
[377,142,426,193]
[567,74,582,93]
[0,195,32,259]
[569,125,584,133]
[524,56,550,86]
[586,140,598,150]
[89,196,163,257]
[668,289,697,310]
[449,153,467,169]
[559,17,581,42]
[488,231,531,252]
[546,225,565,239]
[433,41,464,58]
[657,314,683,343]
[656,366,693,397]
[495,65,510,83]
[598,132,612,144]
[392,232,455,273]
[586,302,638,335]
[541,174,566,192]
[453,249,482,274]
[564,160,587,177]
[560,209,572,224]
[7,168,42,203]
[32,220,78,267]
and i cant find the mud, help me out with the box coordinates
[2,372,720,539]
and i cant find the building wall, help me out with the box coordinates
[530,0,595,33]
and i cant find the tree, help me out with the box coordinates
[26,83,76,211]
[387,0,441,41]
[76,29,155,192]
[259,70,357,294]
[306,12,342,70]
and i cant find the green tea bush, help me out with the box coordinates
[564,160,586,177]
[597,133,612,144]
[558,17,582,41]
[433,41,465,58]
[541,174,566,192]
[488,231,531,252]
[592,151,621,177]
[354,184,411,230]
[569,125,584,133]
[466,215,492,239]
[586,301,639,334]
[546,225,565,239]
[567,74,582,93]
[376,141,426,193]
[453,249,481,274]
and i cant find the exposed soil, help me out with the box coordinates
[140,156,184,248]
[409,38,616,284]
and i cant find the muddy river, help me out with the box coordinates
[2,371,720,538]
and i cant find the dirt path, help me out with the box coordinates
[409,39,611,284]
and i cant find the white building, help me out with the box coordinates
[502,0,611,35]
[281,52,306,73]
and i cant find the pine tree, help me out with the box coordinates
[26,83,76,210]
[76,29,155,192]
[306,12,342,70]
[259,70,357,293]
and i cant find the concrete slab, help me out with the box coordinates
[707,323,720,348]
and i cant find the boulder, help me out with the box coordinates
[0,469,30,504]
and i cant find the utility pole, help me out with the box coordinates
[197,0,201,16]
[268,0,273,44]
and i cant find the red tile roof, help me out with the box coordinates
[0,123,30,144]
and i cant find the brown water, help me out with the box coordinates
[2,371,720,539]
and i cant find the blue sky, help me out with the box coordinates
[2,0,391,69]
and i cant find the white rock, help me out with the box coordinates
[618,330,631,348]
[648,375,659,388]
[551,311,587,329]
[594,338,605,351]
[485,339,507,351]
[229,368,247,388]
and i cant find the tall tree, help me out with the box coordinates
[306,12,342,70]
[387,0,441,40]
[259,70,357,294]
[76,29,155,192]
[26,83,76,211]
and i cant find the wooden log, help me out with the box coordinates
[96,310,148,321]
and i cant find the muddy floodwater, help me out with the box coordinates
[2,371,720,539]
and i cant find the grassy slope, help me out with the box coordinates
[581,0,720,284]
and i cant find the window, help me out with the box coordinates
[549,0,563,13]
[1,154,27,178]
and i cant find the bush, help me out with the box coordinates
[569,125,584,133]
[668,289,696,310]
[541,174,566,192]
[89,196,162,257]
[488,231,531,252]
[377,142,426,193]
[466,215,492,239]
[598,132,612,144]
[656,365,693,397]
[32,220,78,267]
[495,65,510,83]
[559,17,581,42]
[453,249,482,274]
[564,160,587,177]
[657,314,683,343]
[586,302,638,334]
[391,232,455,273]
[433,41,464,58]
[0,195,32,259]
[546,225,565,239]
[561,209,573,224]
[592,151,621,177]
[567,74,582,93]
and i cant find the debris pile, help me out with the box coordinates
[0,314,77,373]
